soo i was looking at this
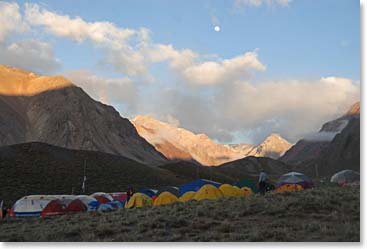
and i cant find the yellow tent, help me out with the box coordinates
[153,191,178,206]
[179,191,196,202]
[275,184,304,193]
[241,186,254,196]
[193,184,224,201]
[219,184,244,197]
[125,193,153,208]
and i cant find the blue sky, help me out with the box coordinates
[13,0,360,80]
[0,0,360,144]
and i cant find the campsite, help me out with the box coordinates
[0,183,359,242]
[0,170,360,242]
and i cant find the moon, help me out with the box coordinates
[214,26,221,32]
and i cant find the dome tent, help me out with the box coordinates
[125,193,153,208]
[98,203,114,212]
[276,172,313,189]
[138,188,158,198]
[219,184,244,197]
[276,184,304,193]
[331,170,360,185]
[76,195,99,211]
[91,192,113,204]
[193,184,224,201]
[10,196,54,217]
[40,199,66,217]
[156,186,179,197]
[65,199,87,213]
[109,192,128,201]
[241,187,254,196]
[153,192,179,206]
[179,179,222,197]
[179,191,196,202]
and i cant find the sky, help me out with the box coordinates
[0,0,360,144]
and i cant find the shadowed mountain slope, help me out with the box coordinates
[0,65,166,165]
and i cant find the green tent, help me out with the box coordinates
[234,179,259,193]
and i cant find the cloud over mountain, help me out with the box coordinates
[0,1,360,145]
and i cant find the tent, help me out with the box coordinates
[138,188,158,198]
[98,203,114,211]
[234,179,259,193]
[179,191,196,202]
[154,192,179,206]
[76,195,99,211]
[330,170,360,186]
[241,187,254,196]
[276,172,313,189]
[125,193,153,208]
[10,195,58,217]
[193,184,224,201]
[91,192,113,204]
[40,199,66,217]
[156,186,179,197]
[276,184,304,193]
[109,200,124,209]
[65,199,87,213]
[109,192,128,201]
[219,184,244,197]
[179,179,222,197]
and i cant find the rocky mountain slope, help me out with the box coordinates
[131,115,291,166]
[0,65,166,165]
[281,102,360,177]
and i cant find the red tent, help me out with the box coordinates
[91,193,113,204]
[109,192,127,201]
[40,200,65,217]
[66,199,87,213]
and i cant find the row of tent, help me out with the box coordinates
[6,170,359,218]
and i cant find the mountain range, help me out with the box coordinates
[132,115,292,166]
[0,65,360,204]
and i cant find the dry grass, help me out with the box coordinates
[0,185,359,242]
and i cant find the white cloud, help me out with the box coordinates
[0,40,61,74]
[24,3,135,49]
[144,76,359,143]
[183,51,266,85]
[0,2,28,42]
[22,3,266,85]
[147,44,198,69]
[234,0,292,8]
[215,77,360,142]
[64,70,138,112]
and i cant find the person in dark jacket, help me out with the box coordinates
[127,187,134,202]
[258,170,268,195]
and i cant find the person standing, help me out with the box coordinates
[258,170,268,195]
[126,187,134,202]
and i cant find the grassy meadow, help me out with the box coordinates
[0,185,359,242]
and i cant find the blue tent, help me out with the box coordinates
[109,201,123,209]
[98,203,114,211]
[138,188,157,198]
[87,201,100,211]
[179,179,222,196]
